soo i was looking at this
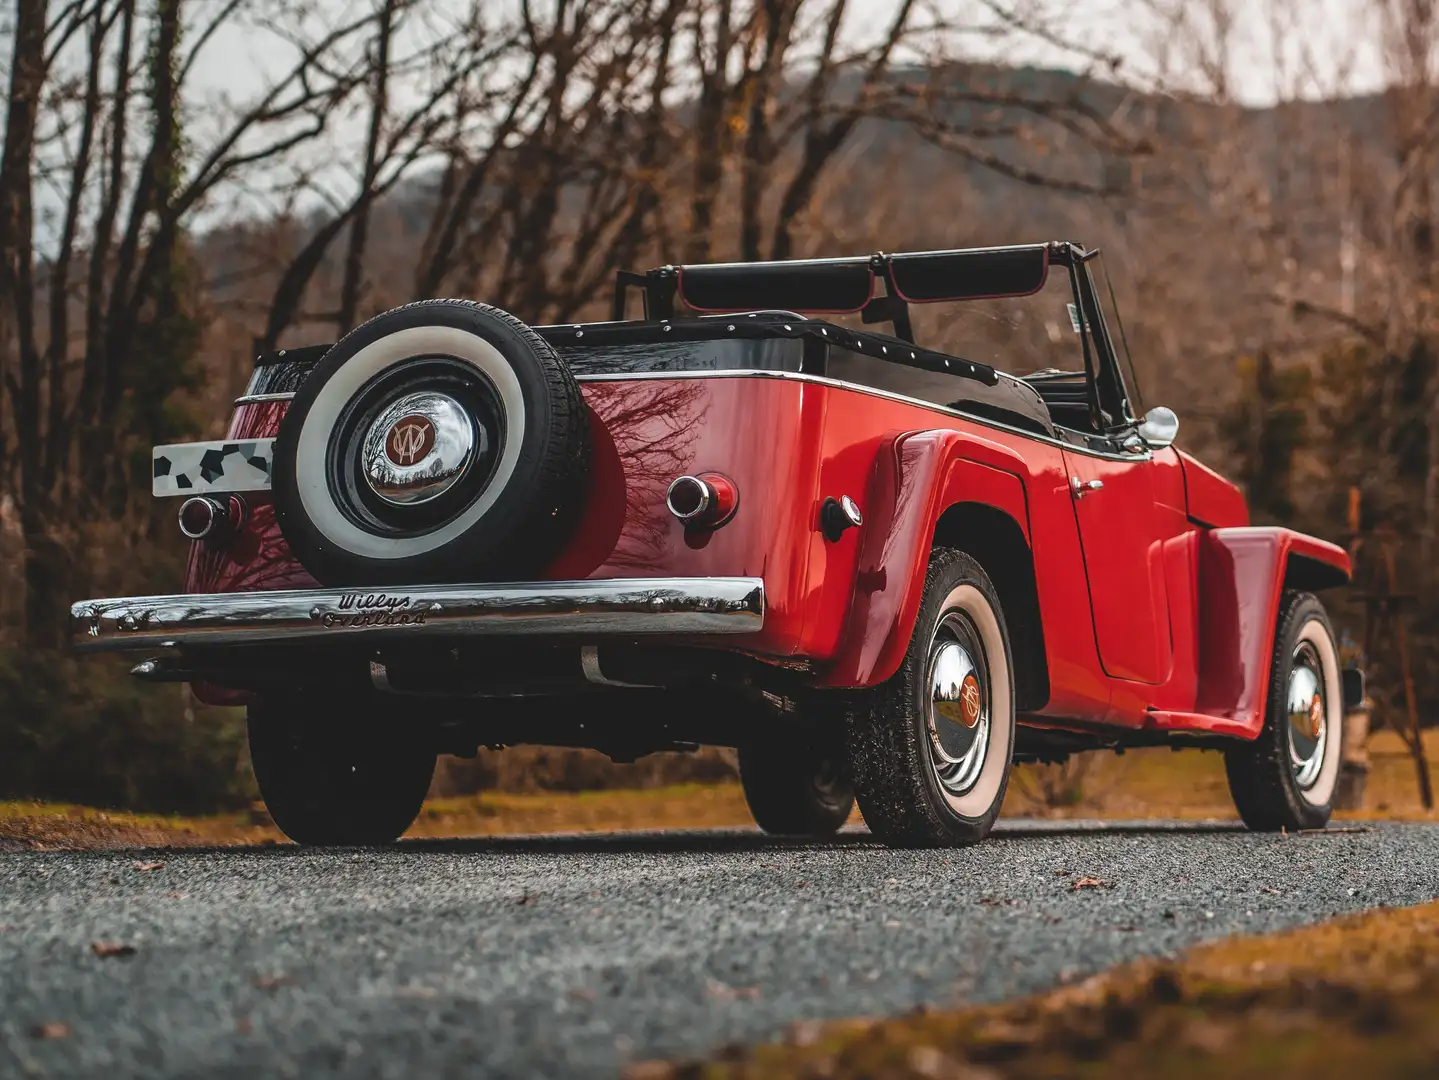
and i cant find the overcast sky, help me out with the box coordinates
[180,0,1388,111]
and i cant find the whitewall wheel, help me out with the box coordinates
[847,548,1016,847]
[1225,591,1344,831]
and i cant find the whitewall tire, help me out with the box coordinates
[271,300,589,585]
[847,548,1016,847]
[1225,592,1344,831]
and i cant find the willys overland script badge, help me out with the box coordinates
[386,415,436,466]
[314,592,427,629]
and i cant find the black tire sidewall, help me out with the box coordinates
[247,699,435,845]
[272,300,589,585]
[738,734,854,837]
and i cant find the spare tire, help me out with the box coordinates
[271,300,589,585]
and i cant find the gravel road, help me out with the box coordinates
[3,820,1438,1079]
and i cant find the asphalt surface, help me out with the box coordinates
[3,820,1438,1080]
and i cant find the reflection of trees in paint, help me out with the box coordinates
[187,500,319,595]
[192,382,710,589]
[590,380,708,572]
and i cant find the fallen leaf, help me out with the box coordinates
[567,986,596,1002]
[1071,876,1109,890]
[235,1018,253,1035]
[133,861,166,872]
[31,1022,70,1040]
[164,891,185,900]
[252,974,295,990]
[1261,886,1282,895]
[705,978,762,1001]
[91,940,136,958]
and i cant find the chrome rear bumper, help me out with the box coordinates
[70,577,765,652]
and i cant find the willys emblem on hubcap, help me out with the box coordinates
[361,391,478,506]
[959,674,983,729]
[1306,692,1324,739]
[385,415,437,466]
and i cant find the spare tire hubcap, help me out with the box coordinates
[362,391,478,506]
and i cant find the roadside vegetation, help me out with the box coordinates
[627,899,1439,1079]
[4,730,1434,851]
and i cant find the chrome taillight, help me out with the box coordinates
[178,495,245,544]
[666,473,738,528]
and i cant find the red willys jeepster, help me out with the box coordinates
[71,241,1359,847]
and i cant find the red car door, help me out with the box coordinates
[1061,449,1174,685]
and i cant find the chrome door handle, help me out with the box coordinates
[1070,476,1104,498]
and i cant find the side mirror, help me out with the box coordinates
[1137,406,1179,450]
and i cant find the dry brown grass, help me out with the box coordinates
[4,728,1435,852]
[1004,728,1439,823]
[0,783,760,851]
[631,899,1439,1079]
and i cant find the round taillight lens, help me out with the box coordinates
[178,497,218,539]
[666,473,738,528]
[178,496,245,543]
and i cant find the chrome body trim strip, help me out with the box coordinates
[228,370,1142,461]
[572,369,1151,462]
[70,577,766,652]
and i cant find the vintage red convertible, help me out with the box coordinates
[71,241,1359,847]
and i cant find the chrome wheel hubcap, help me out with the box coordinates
[1287,640,1327,789]
[927,612,990,796]
[361,391,478,506]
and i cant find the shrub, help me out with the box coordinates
[0,650,252,815]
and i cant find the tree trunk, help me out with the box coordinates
[337,0,396,335]
[0,0,54,646]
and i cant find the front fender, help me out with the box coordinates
[1193,527,1351,735]
[820,428,1031,688]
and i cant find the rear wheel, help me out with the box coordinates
[1225,591,1343,831]
[248,698,436,846]
[738,732,854,838]
[846,548,1016,847]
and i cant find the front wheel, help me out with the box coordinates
[738,733,854,838]
[846,548,1016,847]
[248,698,436,845]
[1224,591,1343,831]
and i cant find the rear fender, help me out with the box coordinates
[1193,527,1351,736]
[821,428,1031,688]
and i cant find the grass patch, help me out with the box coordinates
[634,900,1439,1079]
[1005,729,1439,822]
[3,728,1435,851]
[0,782,761,851]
